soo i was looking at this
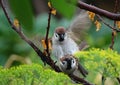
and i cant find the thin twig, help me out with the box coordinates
[110,31,115,49]
[45,9,52,57]
[77,1,120,20]
[96,15,120,32]
[110,0,119,49]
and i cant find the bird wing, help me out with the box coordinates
[67,11,91,44]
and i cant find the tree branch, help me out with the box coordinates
[45,9,52,57]
[69,74,94,85]
[77,1,120,20]
[0,0,61,72]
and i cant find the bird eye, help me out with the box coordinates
[72,59,75,63]
[55,33,58,37]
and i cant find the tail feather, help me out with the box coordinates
[78,62,88,77]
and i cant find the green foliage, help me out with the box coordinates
[0,8,31,65]
[0,64,79,85]
[51,0,77,19]
[8,0,34,30]
[74,48,120,79]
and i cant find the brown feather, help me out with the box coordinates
[55,27,66,34]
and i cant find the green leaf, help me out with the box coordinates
[51,0,77,19]
[8,0,34,31]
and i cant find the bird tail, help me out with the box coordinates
[78,62,88,77]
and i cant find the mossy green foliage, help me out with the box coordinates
[0,64,79,85]
[0,48,120,85]
[74,48,120,79]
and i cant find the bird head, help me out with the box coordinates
[53,27,67,42]
[59,55,77,74]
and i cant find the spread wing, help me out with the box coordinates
[67,11,91,44]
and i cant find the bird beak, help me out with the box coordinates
[66,58,72,70]
[59,34,64,42]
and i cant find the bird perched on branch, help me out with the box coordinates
[59,55,77,74]
[52,11,90,75]
[59,54,88,77]
[52,11,91,59]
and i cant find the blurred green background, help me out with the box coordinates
[0,0,120,85]
[0,0,120,67]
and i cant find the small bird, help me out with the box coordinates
[59,54,78,74]
[59,54,88,77]
[52,27,79,59]
[52,11,90,59]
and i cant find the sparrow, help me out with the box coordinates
[59,54,88,77]
[52,11,90,59]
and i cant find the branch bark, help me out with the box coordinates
[77,1,120,20]
[69,74,94,85]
